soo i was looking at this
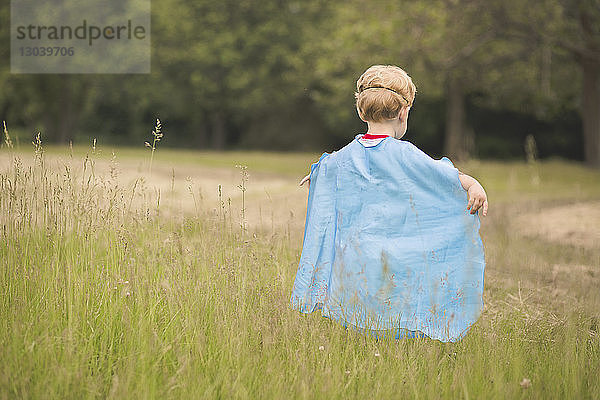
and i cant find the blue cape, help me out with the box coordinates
[290,135,485,342]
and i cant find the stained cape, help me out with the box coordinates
[290,135,485,342]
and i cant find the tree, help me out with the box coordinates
[494,0,600,167]
[306,0,534,160]
[152,0,330,149]
[565,1,600,168]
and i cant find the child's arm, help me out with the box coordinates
[300,152,332,187]
[458,172,488,216]
[299,174,310,187]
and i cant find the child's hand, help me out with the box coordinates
[299,174,310,187]
[467,183,488,216]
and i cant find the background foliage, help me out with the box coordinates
[0,0,599,164]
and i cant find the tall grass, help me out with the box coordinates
[0,132,599,399]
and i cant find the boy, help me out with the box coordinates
[291,65,487,342]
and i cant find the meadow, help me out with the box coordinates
[1,138,599,399]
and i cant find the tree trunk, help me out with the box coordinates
[190,97,208,149]
[210,111,226,150]
[57,76,74,144]
[38,75,80,143]
[444,76,471,161]
[194,124,208,149]
[0,103,8,145]
[581,56,600,168]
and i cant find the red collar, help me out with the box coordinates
[362,133,390,139]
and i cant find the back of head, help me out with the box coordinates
[355,65,416,123]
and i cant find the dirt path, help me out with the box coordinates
[3,151,599,248]
[511,201,600,249]
[0,151,310,232]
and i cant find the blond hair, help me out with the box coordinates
[355,65,416,122]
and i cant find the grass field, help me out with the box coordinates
[1,141,599,399]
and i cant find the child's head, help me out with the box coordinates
[355,65,416,123]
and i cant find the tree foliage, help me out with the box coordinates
[0,0,595,165]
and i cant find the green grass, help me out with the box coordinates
[1,144,599,399]
[37,144,322,177]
